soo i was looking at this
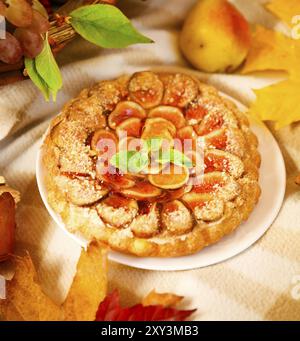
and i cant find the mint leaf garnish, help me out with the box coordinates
[70,4,153,48]
[171,149,193,168]
[157,149,193,168]
[157,150,172,164]
[146,137,163,152]
[110,150,149,173]
[128,152,149,173]
[110,150,136,172]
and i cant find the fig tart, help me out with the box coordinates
[42,71,261,257]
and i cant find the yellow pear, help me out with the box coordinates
[180,0,251,73]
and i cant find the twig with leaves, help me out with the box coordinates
[0,0,152,99]
[32,4,152,100]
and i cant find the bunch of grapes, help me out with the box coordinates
[0,0,50,64]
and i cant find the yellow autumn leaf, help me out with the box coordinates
[242,25,300,128]
[62,241,108,321]
[0,254,62,321]
[265,0,300,27]
[242,25,300,77]
[249,79,300,129]
[0,242,108,321]
[142,290,183,307]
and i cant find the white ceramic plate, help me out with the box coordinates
[36,90,286,271]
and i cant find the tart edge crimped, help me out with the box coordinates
[42,71,261,257]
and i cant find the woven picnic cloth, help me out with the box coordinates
[0,0,300,320]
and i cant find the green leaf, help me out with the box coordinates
[110,150,149,173]
[35,37,62,100]
[25,57,50,101]
[128,152,149,173]
[146,138,163,152]
[110,150,136,172]
[157,149,193,168]
[70,4,153,48]
[172,149,193,168]
[157,149,172,164]
[130,139,149,154]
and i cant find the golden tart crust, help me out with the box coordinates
[42,71,261,257]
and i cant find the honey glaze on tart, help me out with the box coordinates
[43,71,261,257]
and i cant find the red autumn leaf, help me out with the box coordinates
[95,290,196,321]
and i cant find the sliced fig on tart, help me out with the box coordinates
[190,172,225,193]
[59,150,93,175]
[96,195,138,228]
[102,174,136,190]
[96,164,136,190]
[162,185,192,202]
[90,129,118,154]
[194,110,238,136]
[177,125,197,141]
[190,172,240,201]
[182,192,225,222]
[108,101,146,129]
[161,200,193,235]
[148,106,186,129]
[67,96,107,130]
[144,129,173,147]
[120,181,162,199]
[204,128,246,157]
[68,110,106,131]
[143,117,177,137]
[185,100,208,125]
[194,199,225,222]
[130,202,160,238]
[184,150,205,174]
[161,73,199,107]
[148,164,189,190]
[141,117,176,145]
[51,120,88,149]
[53,121,94,174]
[194,112,224,136]
[128,71,164,109]
[55,176,108,206]
[118,137,148,153]
[176,125,199,153]
[88,79,128,111]
[204,149,244,178]
[204,128,228,150]
[116,117,143,138]
[145,161,165,175]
